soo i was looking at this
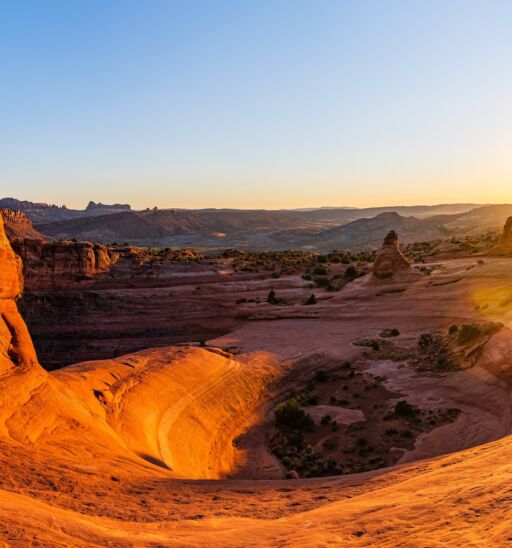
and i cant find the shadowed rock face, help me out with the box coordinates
[372,230,411,280]
[0,216,39,371]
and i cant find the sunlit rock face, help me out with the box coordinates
[0,215,39,371]
[492,217,512,255]
[11,239,116,290]
[372,230,412,281]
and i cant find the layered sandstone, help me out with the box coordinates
[12,238,117,290]
[0,216,39,371]
[371,230,412,281]
[0,208,46,240]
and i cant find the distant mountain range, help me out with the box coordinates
[2,197,511,251]
[0,198,131,224]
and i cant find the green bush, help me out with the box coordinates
[394,400,418,418]
[304,294,317,305]
[380,328,400,338]
[274,399,315,432]
[457,324,481,344]
[267,289,278,304]
[448,324,459,335]
[313,266,328,276]
[418,333,433,348]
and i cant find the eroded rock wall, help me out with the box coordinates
[12,239,117,290]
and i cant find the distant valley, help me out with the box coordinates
[3,197,512,251]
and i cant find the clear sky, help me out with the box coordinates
[1,0,511,210]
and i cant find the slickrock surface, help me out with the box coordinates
[371,229,412,281]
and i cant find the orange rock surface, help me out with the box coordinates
[0,215,39,372]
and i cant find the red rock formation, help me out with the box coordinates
[491,216,512,255]
[371,230,412,281]
[0,215,39,371]
[12,239,118,290]
[0,208,46,240]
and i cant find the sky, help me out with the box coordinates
[1,0,512,210]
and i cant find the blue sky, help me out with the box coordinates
[1,0,511,209]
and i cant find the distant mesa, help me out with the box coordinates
[371,230,412,281]
[86,200,131,212]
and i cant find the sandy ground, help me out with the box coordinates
[2,257,512,545]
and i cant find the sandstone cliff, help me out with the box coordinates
[12,238,118,290]
[0,215,39,371]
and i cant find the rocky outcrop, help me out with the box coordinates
[11,239,118,290]
[0,215,39,371]
[0,208,47,240]
[371,230,412,281]
[491,217,512,255]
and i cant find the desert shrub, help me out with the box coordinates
[353,338,381,350]
[313,266,328,276]
[320,415,332,425]
[448,324,459,335]
[394,400,418,418]
[305,394,319,405]
[267,289,278,304]
[313,370,329,382]
[274,399,315,432]
[457,324,481,344]
[418,333,433,348]
[314,277,329,287]
[304,294,317,305]
[344,265,358,280]
[380,328,400,338]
